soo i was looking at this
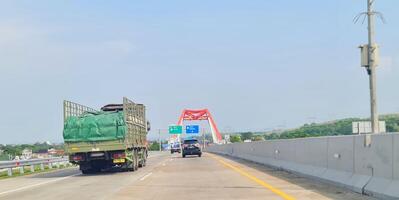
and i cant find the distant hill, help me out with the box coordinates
[265,114,399,140]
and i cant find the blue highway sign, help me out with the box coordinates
[186,125,199,134]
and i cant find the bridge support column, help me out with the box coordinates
[19,167,24,174]
[30,165,35,173]
[48,163,53,169]
[40,163,45,171]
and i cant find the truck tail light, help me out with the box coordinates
[72,155,83,161]
[112,152,126,159]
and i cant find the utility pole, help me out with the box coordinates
[202,128,206,149]
[356,0,383,134]
[367,0,379,134]
[158,129,162,151]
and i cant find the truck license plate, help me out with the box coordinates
[113,159,125,163]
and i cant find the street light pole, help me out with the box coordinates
[367,0,379,134]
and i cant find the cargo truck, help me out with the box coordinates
[63,97,150,174]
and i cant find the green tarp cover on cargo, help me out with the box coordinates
[63,111,126,142]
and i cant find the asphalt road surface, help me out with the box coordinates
[0,152,375,200]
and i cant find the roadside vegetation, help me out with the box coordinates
[0,142,64,161]
[228,114,399,143]
[149,142,160,151]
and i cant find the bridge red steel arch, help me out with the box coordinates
[177,109,223,144]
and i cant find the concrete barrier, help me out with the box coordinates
[206,133,399,199]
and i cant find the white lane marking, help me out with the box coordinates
[162,163,166,166]
[0,173,80,196]
[139,172,153,181]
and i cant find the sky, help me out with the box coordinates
[0,0,398,144]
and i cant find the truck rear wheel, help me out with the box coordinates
[133,149,139,171]
[127,159,135,172]
[128,150,136,171]
[139,150,147,167]
[142,150,147,167]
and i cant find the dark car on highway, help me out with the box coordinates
[182,139,202,158]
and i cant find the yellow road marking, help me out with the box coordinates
[209,154,296,200]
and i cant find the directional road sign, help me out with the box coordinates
[169,125,182,134]
[186,125,199,134]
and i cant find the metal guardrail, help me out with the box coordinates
[0,157,70,177]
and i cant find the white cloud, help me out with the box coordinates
[0,21,45,45]
[0,20,138,76]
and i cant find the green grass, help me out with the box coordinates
[0,164,74,180]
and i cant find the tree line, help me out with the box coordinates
[228,114,399,143]
[0,142,65,160]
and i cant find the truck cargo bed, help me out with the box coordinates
[63,97,147,152]
[62,97,149,173]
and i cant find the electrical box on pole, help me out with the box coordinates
[359,44,380,67]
